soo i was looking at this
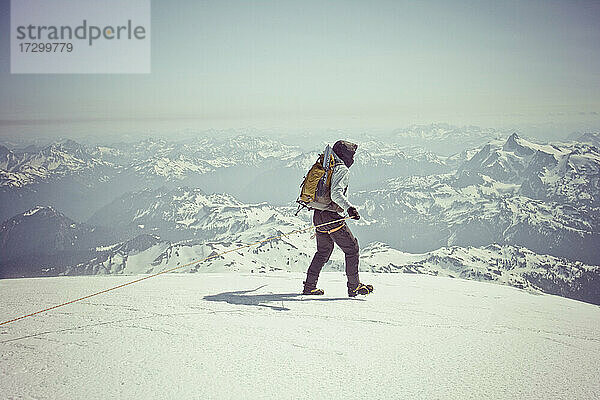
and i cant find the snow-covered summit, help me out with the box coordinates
[1,273,598,399]
[460,133,600,207]
[0,140,109,188]
[87,186,306,242]
[112,135,304,180]
[0,206,100,270]
[355,172,599,264]
[360,242,599,304]
[61,219,599,305]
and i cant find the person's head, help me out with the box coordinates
[332,140,358,168]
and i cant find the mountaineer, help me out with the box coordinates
[299,140,373,297]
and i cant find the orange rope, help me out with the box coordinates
[0,217,351,326]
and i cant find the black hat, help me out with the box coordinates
[332,140,358,168]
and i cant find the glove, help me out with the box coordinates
[347,206,360,220]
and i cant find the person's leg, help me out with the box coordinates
[304,211,334,289]
[330,224,360,290]
[304,232,334,289]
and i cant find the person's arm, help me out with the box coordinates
[329,165,353,211]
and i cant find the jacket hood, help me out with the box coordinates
[332,140,357,168]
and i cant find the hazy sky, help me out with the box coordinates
[0,0,599,135]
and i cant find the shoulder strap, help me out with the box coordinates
[325,154,335,186]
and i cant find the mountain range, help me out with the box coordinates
[353,133,600,265]
[1,126,598,305]
[0,134,451,221]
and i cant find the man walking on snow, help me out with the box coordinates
[302,140,374,298]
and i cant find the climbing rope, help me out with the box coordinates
[0,217,351,326]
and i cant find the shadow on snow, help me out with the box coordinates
[203,285,362,311]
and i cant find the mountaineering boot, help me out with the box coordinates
[302,281,325,295]
[348,283,373,297]
[302,287,325,295]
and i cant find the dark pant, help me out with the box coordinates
[304,210,360,289]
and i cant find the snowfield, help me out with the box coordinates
[1,273,599,399]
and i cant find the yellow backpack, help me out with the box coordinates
[296,146,336,214]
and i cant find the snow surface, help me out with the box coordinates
[1,273,599,399]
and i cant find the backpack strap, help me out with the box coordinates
[325,154,335,186]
